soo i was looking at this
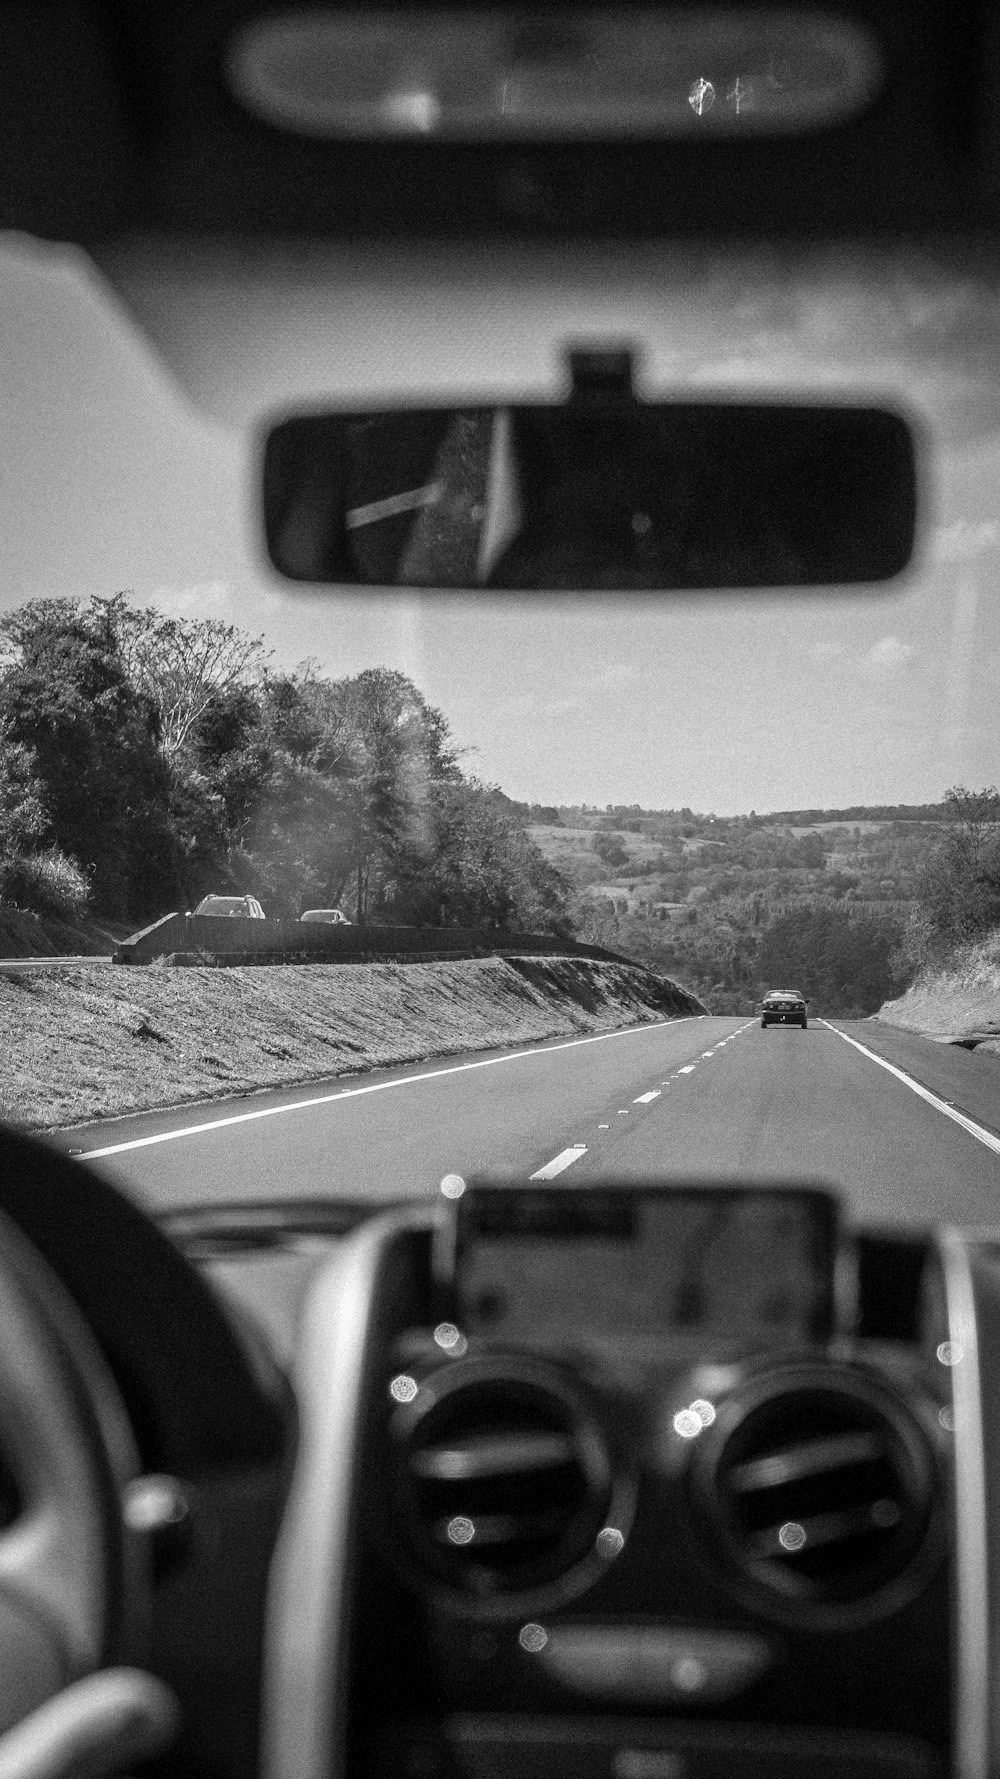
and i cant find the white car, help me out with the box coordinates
[191,895,267,920]
[299,908,352,925]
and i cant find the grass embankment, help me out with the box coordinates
[0,908,130,957]
[3,954,700,1131]
[877,931,1000,1051]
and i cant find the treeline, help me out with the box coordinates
[0,595,571,933]
[557,786,1000,1015]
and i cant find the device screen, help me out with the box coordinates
[449,1184,838,1346]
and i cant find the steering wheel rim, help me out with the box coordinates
[0,1204,146,1735]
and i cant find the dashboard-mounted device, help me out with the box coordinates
[436,1182,840,1350]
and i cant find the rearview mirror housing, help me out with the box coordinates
[262,367,918,592]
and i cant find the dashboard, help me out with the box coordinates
[0,1136,992,1779]
[339,1184,953,1779]
[194,1181,966,1779]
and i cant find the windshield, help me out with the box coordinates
[2,231,999,1231]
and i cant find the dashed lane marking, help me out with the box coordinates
[530,1144,588,1181]
[821,1022,1000,1158]
[78,1014,705,1159]
[678,1065,697,1075]
[633,1090,661,1104]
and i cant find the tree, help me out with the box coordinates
[102,594,270,760]
[593,831,629,869]
[755,905,905,1014]
[916,785,1000,953]
[401,779,572,932]
[0,599,174,918]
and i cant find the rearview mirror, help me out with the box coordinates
[262,356,917,592]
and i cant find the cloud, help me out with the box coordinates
[149,580,233,618]
[930,519,999,562]
[861,634,917,677]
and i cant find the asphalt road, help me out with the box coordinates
[52,1014,1000,1232]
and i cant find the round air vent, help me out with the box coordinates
[690,1363,940,1626]
[387,1356,620,1612]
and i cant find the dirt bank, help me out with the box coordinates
[3,954,703,1131]
[876,930,1000,1052]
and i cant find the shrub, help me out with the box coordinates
[0,847,90,918]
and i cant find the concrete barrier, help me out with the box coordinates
[111,912,705,1013]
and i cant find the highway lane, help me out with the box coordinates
[53,1012,1000,1231]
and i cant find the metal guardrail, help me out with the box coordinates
[111,912,706,1012]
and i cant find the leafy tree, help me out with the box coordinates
[399,779,572,932]
[102,594,270,759]
[593,831,629,869]
[756,905,905,1014]
[916,785,1000,954]
[0,599,173,918]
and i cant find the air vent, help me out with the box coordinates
[692,1364,939,1626]
[388,1357,616,1609]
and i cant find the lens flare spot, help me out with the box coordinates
[519,1622,548,1652]
[440,1174,466,1199]
[389,1374,418,1403]
[673,1408,703,1439]
[778,1521,807,1552]
[671,1655,708,1692]
[447,1516,475,1545]
[596,1526,625,1559]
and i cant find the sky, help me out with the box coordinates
[0,231,997,815]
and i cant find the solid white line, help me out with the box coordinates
[821,1021,1000,1157]
[530,1144,587,1181]
[80,1015,704,1158]
[633,1090,661,1104]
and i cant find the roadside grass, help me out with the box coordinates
[3,954,696,1131]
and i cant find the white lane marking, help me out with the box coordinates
[701,1051,715,1058]
[821,1022,1000,1157]
[633,1090,661,1104]
[530,1144,587,1181]
[79,1015,703,1158]
[678,1065,696,1075]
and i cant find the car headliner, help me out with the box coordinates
[0,2,986,244]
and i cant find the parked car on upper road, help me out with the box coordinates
[299,908,352,925]
[760,989,809,1029]
[190,895,267,919]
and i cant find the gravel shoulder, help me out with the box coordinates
[3,954,699,1130]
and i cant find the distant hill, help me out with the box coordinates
[519,800,951,1017]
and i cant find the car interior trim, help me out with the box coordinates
[260,1203,438,1779]
[938,1230,988,1779]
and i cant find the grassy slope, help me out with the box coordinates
[0,908,130,957]
[877,930,1000,1050]
[3,954,699,1131]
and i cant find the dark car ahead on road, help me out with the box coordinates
[761,989,809,1029]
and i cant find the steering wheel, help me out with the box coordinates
[0,1197,150,1738]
